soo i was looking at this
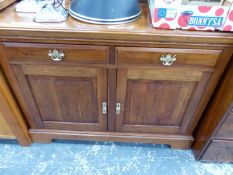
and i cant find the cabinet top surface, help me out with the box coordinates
[0,3,233,45]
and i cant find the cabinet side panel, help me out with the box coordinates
[0,46,31,145]
[0,112,14,138]
[192,55,233,159]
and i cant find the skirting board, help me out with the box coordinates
[29,129,194,149]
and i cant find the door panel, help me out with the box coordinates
[11,64,107,132]
[28,76,98,123]
[124,80,195,126]
[115,68,211,134]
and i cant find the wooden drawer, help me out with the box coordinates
[3,43,109,64]
[116,47,222,67]
[202,139,233,162]
[216,111,233,139]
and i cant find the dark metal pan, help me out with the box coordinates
[69,0,141,24]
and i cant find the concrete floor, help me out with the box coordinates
[0,139,232,175]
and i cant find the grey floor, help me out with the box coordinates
[0,139,232,175]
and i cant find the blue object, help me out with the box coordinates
[158,8,167,18]
[69,0,141,24]
[182,10,193,16]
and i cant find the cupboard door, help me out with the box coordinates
[115,68,211,134]
[11,64,107,132]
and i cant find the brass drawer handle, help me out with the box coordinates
[160,54,176,66]
[48,49,65,61]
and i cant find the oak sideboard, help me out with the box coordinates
[0,4,232,149]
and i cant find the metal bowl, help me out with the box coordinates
[69,0,141,24]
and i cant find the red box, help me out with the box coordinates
[149,0,182,29]
[222,3,233,31]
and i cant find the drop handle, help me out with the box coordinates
[48,49,65,61]
[116,103,121,115]
[160,54,176,66]
[102,102,107,114]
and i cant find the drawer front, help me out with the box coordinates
[216,111,233,139]
[3,43,109,64]
[202,139,233,163]
[116,47,222,67]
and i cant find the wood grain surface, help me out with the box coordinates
[192,56,233,162]
[0,4,232,45]
[0,112,14,138]
[0,2,232,149]
[0,0,15,11]
[0,63,31,145]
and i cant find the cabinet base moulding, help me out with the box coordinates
[0,135,15,139]
[29,129,194,149]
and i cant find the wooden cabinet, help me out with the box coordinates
[192,57,233,162]
[1,41,230,148]
[0,39,231,149]
[196,107,233,163]
[0,4,232,148]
